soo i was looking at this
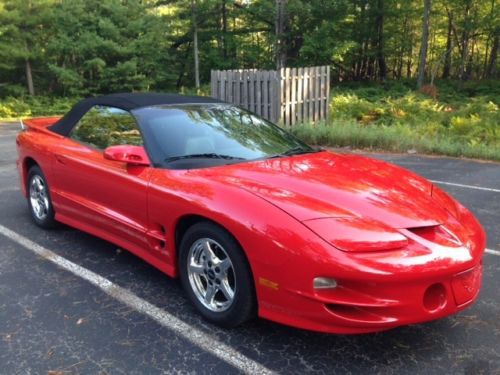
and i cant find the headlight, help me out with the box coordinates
[303,217,408,252]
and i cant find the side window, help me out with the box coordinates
[70,106,143,149]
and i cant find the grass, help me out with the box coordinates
[290,79,499,161]
[291,120,500,161]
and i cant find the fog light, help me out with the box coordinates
[313,277,338,289]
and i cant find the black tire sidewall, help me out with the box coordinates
[27,166,56,228]
[178,222,256,327]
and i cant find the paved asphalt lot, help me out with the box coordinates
[0,122,499,374]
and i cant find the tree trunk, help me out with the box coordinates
[25,59,35,96]
[417,0,431,88]
[354,0,367,80]
[220,0,228,60]
[367,55,374,79]
[458,0,471,80]
[361,51,368,79]
[397,16,408,79]
[376,0,387,81]
[486,31,499,78]
[466,38,476,79]
[275,0,287,70]
[191,0,200,89]
[397,53,403,79]
[442,10,453,78]
[176,42,192,89]
[483,34,490,78]
[407,31,413,78]
[483,0,496,78]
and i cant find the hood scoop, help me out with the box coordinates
[407,225,463,247]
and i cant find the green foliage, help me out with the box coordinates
[1,0,498,97]
[0,0,497,161]
[290,80,500,160]
[0,96,76,119]
[0,0,175,96]
[42,0,170,96]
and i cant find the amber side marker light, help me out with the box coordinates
[313,277,338,289]
[259,277,279,290]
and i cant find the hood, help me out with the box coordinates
[196,151,449,229]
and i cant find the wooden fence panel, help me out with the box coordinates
[249,71,255,113]
[262,71,268,119]
[284,68,290,126]
[309,67,315,122]
[314,67,318,120]
[297,67,303,124]
[258,73,262,115]
[211,66,329,125]
[234,70,240,106]
[326,66,331,119]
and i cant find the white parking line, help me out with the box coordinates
[0,224,274,375]
[431,180,500,193]
[486,248,500,256]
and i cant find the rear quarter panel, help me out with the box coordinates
[16,118,62,196]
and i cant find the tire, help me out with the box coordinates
[179,221,257,327]
[27,165,57,229]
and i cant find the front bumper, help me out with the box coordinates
[256,208,486,334]
[260,260,482,334]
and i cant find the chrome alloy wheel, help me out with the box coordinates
[187,238,236,312]
[29,175,49,220]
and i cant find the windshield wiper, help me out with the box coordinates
[164,153,245,163]
[267,146,322,159]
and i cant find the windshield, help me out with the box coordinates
[133,104,315,169]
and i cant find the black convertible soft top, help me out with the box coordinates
[49,92,224,136]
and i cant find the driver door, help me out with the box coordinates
[51,105,152,251]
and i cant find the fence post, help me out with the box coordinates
[272,70,280,123]
[326,65,330,120]
[297,67,303,124]
[242,70,248,110]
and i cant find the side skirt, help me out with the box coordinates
[55,212,177,278]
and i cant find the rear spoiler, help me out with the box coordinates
[20,117,62,136]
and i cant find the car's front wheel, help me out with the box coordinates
[27,165,57,229]
[179,222,256,327]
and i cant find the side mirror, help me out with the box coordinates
[103,145,150,166]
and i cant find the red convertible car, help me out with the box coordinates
[16,93,485,334]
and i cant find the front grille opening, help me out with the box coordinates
[325,304,395,323]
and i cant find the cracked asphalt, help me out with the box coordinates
[0,122,499,374]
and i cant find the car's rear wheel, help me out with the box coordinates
[27,165,57,229]
[179,222,256,327]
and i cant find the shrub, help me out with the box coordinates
[0,96,78,120]
[292,79,500,160]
